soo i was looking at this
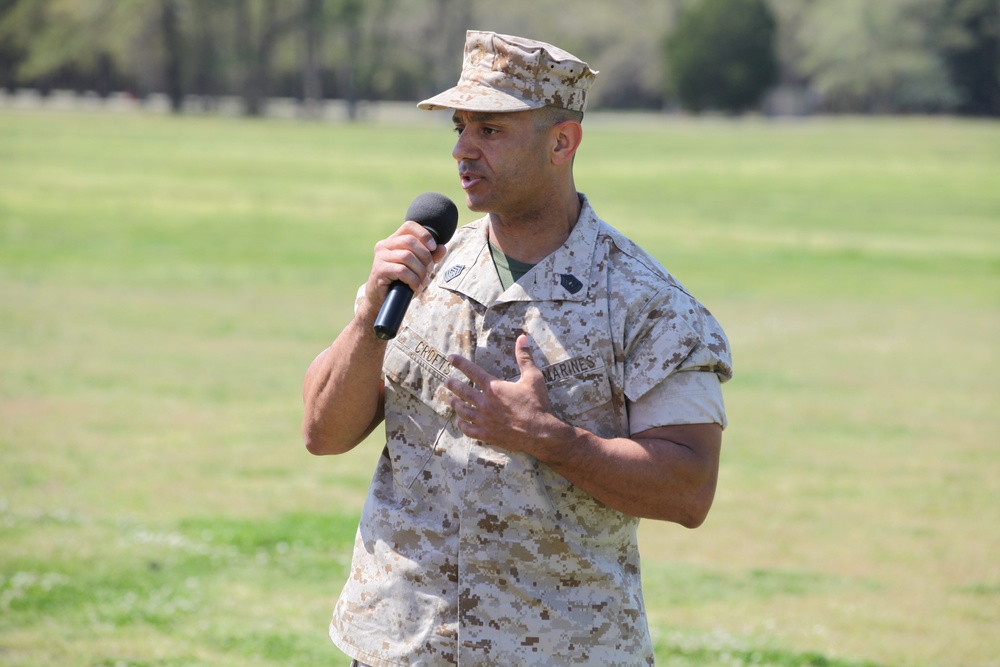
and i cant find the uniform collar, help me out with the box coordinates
[438,194,600,307]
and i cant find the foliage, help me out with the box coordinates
[1,0,998,114]
[936,0,1000,115]
[666,0,779,113]
[0,0,154,94]
[777,0,960,112]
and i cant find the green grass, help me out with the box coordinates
[1,108,998,666]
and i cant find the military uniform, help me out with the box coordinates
[323,29,731,667]
[330,196,732,666]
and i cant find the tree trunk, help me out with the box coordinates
[237,0,299,117]
[235,0,269,117]
[302,0,323,119]
[191,0,219,111]
[160,0,183,113]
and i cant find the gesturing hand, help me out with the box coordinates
[445,334,570,458]
[446,335,724,524]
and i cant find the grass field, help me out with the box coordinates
[1,107,998,667]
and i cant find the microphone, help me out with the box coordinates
[373,192,459,340]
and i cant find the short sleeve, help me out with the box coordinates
[628,371,727,433]
[622,285,733,404]
[354,284,365,314]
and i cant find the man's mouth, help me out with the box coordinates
[459,169,484,190]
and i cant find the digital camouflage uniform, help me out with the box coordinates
[330,196,732,666]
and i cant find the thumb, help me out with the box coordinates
[515,334,539,376]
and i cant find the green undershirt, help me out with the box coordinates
[489,241,536,291]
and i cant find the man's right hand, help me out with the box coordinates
[359,221,448,323]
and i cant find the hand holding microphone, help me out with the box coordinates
[372,193,458,340]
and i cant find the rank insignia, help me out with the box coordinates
[444,264,466,282]
[560,273,583,294]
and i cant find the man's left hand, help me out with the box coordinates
[445,334,569,457]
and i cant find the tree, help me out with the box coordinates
[666,0,779,113]
[783,0,960,113]
[0,0,186,108]
[159,0,183,112]
[938,0,1000,115]
[188,0,224,110]
[0,0,125,93]
[335,0,364,120]
[301,0,324,118]
[234,0,305,116]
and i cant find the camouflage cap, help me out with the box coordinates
[418,30,598,113]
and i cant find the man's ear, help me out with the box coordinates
[550,120,583,166]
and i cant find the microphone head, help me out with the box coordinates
[406,192,459,244]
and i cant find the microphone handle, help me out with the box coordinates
[373,281,414,340]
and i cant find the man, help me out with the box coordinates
[302,30,732,667]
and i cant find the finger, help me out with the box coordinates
[398,221,443,278]
[448,393,477,422]
[399,220,438,252]
[447,354,495,390]
[383,233,435,272]
[386,221,440,265]
[370,255,422,295]
[385,248,433,288]
[447,395,485,438]
[372,236,436,293]
[454,415,485,440]
[444,376,481,406]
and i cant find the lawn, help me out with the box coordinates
[0,107,997,667]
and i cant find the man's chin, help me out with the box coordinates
[464,195,487,213]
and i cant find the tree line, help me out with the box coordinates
[0,0,997,117]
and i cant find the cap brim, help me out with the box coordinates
[417,84,546,113]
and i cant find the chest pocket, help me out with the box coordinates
[383,327,456,419]
[535,355,628,522]
[381,328,459,491]
[541,354,614,425]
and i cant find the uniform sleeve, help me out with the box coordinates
[622,285,732,405]
[628,371,727,432]
[354,284,365,314]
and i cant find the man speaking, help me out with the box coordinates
[301,30,732,666]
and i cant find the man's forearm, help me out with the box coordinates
[537,422,721,527]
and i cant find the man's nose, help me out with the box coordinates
[452,130,478,161]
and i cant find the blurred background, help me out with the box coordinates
[1,0,998,119]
